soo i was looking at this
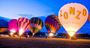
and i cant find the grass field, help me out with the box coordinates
[0,37,90,48]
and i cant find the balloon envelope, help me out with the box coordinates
[8,19,18,33]
[29,17,43,34]
[45,15,60,34]
[88,15,90,21]
[18,17,30,36]
[58,3,88,37]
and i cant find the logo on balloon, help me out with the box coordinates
[58,3,88,37]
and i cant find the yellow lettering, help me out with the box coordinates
[70,7,75,15]
[75,10,81,20]
[63,12,68,19]
[82,9,87,16]
[60,10,62,17]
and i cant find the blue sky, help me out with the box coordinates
[0,0,90,34]
[0,0,90,19]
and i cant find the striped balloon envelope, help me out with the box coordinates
[29,17,43,36]
[18,17,30,36]
[8,19,18,36]
[45,15,61,34]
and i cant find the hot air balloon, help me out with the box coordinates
[18,17,30,36]
[58,3,88,39]
[29,17,43,36]
[8,19,18,36]
[45,15,61,37]
[0,19,8,33]
[88,15,90,21]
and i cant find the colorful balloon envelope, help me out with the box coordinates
[45,15,61,35]
[29,17,43,36]
[8,19,18,36]
[88,15,90,21]
[18,17,30,36]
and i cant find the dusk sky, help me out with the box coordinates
[0,0,90,34]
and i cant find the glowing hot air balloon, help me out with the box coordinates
[8,19,18,36]
[58,3,88,39]
[45,15,61,37]
[88,15,90,21]
[29,17,43,36]
[18,17,30,36]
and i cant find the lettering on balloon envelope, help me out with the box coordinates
[58,3,88,37]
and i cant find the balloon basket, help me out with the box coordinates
[70,36,77,40]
